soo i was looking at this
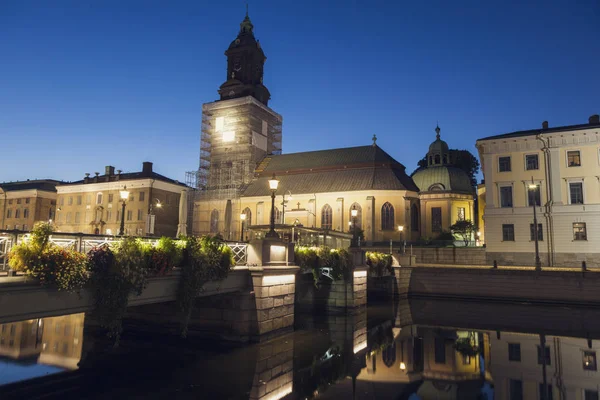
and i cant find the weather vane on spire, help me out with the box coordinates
[372,134,377,146]
[435,123,441,140]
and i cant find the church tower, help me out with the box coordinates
[194,10,283,238]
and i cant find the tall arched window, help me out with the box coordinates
[349,203,362,230]
[381,202,395,230]
[321,204,332,230]
[411,204,419,231]
[210,209,219,233]
[271,206,281,224]
[434,154,441,164]
[242,207,252,226]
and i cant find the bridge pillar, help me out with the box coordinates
[249,334,294,399]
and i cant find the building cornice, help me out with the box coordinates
[203,96,283,122]
[57,179,186,195]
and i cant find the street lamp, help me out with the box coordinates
[351,205,358,247]
[528,178,542,271]
[240,212,246,242]
[119,186,129,236]
[398,225,404,254]
[266,174,280,238]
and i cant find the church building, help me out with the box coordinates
[192,12,474,245]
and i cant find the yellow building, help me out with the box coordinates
[195,141,421,244]
[412,126,475,240]
[56,162,188,237]
[476,114,600,267]
[0,180,61,231]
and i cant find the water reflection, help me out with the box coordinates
[0,313,84,385]
[0,301,599,399]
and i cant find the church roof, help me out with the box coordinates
[411,165,473,194]
[242,145,419,196]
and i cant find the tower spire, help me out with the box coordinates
[246,2,248,18]
[435,123,441,140]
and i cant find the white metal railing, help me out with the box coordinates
[0,230,248,271]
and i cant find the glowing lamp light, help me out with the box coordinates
[528,184,537,189]
[240,213,246,221]
[268,174,279,191]
[351,208,358,217]
[353,340,367,354]
[398,225,404,232]
[353,270,367,278]
[155,201,162,208]
[119,186,129,201]
[400,362,406,371]
[477,231,481,237]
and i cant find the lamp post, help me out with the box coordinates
[351,205,358,247]
[398,225,404,254]
[266,174,280,238]
[118,186,129,236]
[282,190,292,224]
[528,178,542,271]
[240,212,246,242]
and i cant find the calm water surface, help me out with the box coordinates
[1,299,600,399]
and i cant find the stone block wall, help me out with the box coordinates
[367,276,394,301]
[487,251,599,268]
[370,246,487,265]
[249,336,294,400]
[251,267,298,337]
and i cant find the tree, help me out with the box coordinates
[412,149,480,187]
[450,219,475,247]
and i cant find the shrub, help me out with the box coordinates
[8,222,88,291]
[294,246,351,287]
[365,252,392,276]
[145,237,183,276]
[435,231,455,241]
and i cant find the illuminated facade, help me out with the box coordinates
[477,115,600,267]
[0,180,61,231]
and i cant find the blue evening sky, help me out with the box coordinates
[1,0,598,183]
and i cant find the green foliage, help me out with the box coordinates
[294,246,351,288]
[145,237,183,276]
[365,252,392,276]
[450,219,475,246]
[453,334,481,357]
[8,222,88,291]
[177,235,234,337]
[87,237,150,345]
[435,230,455,241]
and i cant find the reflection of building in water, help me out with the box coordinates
[0,319,43,359]
[249,336,294,400]
[359,325,492,399]
[489,332,600,400]
[0,313,85,370]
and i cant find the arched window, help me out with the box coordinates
[242,207,252,226]
[271,206,281,224]
[349,203,362,230]
[428,156,433,165]
[381,202,394,230]
[428,183,445,191]
[434,154,441,164]
[321,204,332,230]
[382,342,396,368]
[411,203,419,231]
[210,209,219,233]
[442,154,448,164]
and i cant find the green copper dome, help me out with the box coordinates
[412,165,473,194]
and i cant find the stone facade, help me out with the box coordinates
[477,115,600,267]
[249,336,294,400]
[251,268,297,337]
[0,180,61,231]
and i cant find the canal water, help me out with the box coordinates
[1,299,599,399]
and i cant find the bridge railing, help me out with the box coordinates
[0,230,248,271]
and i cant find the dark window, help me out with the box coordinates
[583,351,597,371]
[537,345,551,365]
[411,204,419,232]
[462,354,471,365]
[8,199,12,205]
[499,156,511,172]
[434,337,446,364]
[15,209,20,218]
[585,390,599,400]
[539,384,553,400]
[573,223,587,241]
[434,154,440,164]
[274,207,281,224]
[108,194,114,203]
[457,207,465,221]
[25,198,30,204]
[321,204,332,230]
[569,182,584,204]
[210,209,219,233]
[431,207,442,233]
[508,343,521,361]
[23,209,29,218]
[530,224,543,241]
[381,202,394,230]
[526,154,539,170]
[16,199,21,205]
[137,209,143,221]
[528,185,541,206]
[242,207,252,226]
[6,209,11,219]
[139,191,145,202]
[502,224,515,241]
[567,150,581,167]
[510,379,523,400]
[500,186,513,207]
[126,210,132,221]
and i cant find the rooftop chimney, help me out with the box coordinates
[542,121,548,129]
[116,169,122,181]
[105,165,115,176]
[590,114,600,125]
[84,173,90,184]
[142,161,153,174]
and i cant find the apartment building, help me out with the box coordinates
[56,162,187,237]
[0,180,62,231]
[476,114,600,267]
